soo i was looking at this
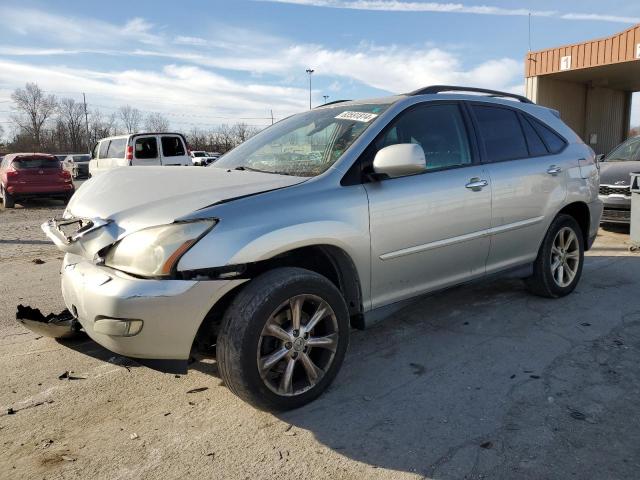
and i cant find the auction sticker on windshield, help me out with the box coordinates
[335,111,378,123]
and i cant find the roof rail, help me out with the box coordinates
[407,85,533,104]
[315,99,352,108]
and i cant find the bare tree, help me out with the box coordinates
[232,122,259,144]
[144,112,170,132]
[10,82,57,149]
[58,98,86,152]
[0,124,5,144]
[89,109,117,144]
[118,105,142,134]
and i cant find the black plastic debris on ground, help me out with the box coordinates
[58,371,86,381]
[186,387,209,394]
[16,304,83,339]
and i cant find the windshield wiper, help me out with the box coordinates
[233,165,277,174]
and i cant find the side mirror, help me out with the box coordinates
[373,143,427,179]
[596,154,605,162]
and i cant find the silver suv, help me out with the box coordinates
[42,86,602,410]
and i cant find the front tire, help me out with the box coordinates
[526,214,584,298]
[216,267,349,410]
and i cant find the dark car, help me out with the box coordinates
[63,154,91,179]
[0,153,74,209]
[598,136,640,224]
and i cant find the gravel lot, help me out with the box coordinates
[1,200,640,479]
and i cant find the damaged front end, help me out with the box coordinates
[41,215,117,257]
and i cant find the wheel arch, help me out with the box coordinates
[191,244,364,357]
[557,201,591,250]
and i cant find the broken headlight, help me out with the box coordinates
[104,220,216,277]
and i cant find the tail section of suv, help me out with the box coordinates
[89,133,190,177]
[40,86,601,410]
[1,153,74,208]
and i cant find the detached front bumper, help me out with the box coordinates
[60,254,244,361]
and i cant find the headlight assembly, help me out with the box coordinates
[104,220,216,277]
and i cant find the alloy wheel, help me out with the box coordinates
[257,294,339,396]
[550,226,580,287]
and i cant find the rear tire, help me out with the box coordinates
[216,267,349,410]
[526,214,584,298]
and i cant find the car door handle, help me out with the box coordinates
[546,165,562,175]
[465,178,488,190]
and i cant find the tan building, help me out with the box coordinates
[525,24,640,154]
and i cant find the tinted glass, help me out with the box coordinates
[162,136,185,157]
[98,141,109,159]
[72,155,91,162]
[530,118,566,154]
[605,137,640,162]
[13,157,60,169]
[107,138,127,158]
[376,103,471,171]
[520,116,548,156]
[135,137,158,159]
[92,143,99,159]
[473,105,528,162]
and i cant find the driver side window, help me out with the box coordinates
[376,103,472,171]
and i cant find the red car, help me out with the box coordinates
[0,153,74,209]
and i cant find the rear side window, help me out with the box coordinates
[161,136,185,157]
[520,116,548,157]
[529,117,566,153]
[135,137,158,159]
[472,105,528,162]
[107,138,127,158]
[98,141,109,159]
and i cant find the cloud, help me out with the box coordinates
[173,36,209,46]
[260,0,640,24]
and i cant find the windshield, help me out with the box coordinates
[605,137,640,162]
[13,157,61,169]
[214,103,391,177]
[193,151,206,157]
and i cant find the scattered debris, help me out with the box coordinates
[463,321,470,325]
[284,425,296,436]
[580,322,591,327]
[61,455,76,462]
[16,304,83,339]
[187,387,208,394]
[164,412,171,417]
[7,407,15,415]
[529,375,541,379]
[510,374,516,379]
[31,258,45,265]
[130,433,139,440]
[58,371,86,381]
[479,441,493,449]
[569,410,586,421]
[206,452,215,458]
[108,356,132,371]
[613,339,624,346]
[409,362,426,376]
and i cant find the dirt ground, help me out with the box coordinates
[1,199,640,480]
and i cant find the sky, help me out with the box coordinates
[0,0,639,137]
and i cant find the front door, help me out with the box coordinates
[363,103,492,309]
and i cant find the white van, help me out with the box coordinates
[89,133,190,176]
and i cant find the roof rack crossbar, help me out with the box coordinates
[407,85,533,104]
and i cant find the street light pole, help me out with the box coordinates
[305,68,314,109]
[322,95,329,104]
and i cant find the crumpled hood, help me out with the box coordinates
[46,166,306,258]
[599,161,640,185]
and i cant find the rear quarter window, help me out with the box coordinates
[98,141,109,159]
[520,115,549,157]
[530,117,567,154]
[107,138,127,158]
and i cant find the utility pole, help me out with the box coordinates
[305,68,314,110]
[322,95,329,104]
[270,109,274,125]
[82,92,90,152]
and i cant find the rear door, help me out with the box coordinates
[363,102,492,308]
[160,135,189,165]
[132,135,161,166]
[469,102,569,273]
